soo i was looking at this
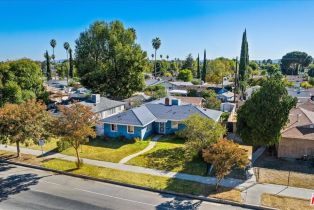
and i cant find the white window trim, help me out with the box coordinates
[127,125,134,134]
[171,121,179,129]
[111,124,118,132]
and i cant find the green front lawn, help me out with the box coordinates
[127,136,207,176]
[17,137,150,163]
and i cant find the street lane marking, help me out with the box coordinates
[42,180,156,207]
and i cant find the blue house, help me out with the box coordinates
[102,97,222,140]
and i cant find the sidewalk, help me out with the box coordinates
[0,144,244,188]
[0,144,312,205]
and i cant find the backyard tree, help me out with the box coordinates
[239,29,249,95]
[55,104,98,168]
[177,69,193,82]
[201,50,207,82]
[237,78,297,148]
[281,51,313,75]
[202,90,221,110]
[181,54,194,72]
[196,54,201,79]
[0,100,52,157]
[0,59,44,106]
[44,50,52,80]
[202,139,249,190]
[177,114,226,158]
[75,21,148,99]
[69,48,74,78]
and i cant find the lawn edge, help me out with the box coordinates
[0,159,275,210]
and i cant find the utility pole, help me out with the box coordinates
[234,57,238,104]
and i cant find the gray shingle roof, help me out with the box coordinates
[78,97,125,113]
[102,102,222,126]
[145,104,222,122]
[102,105,156,126]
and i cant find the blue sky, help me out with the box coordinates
[0,0,313,61]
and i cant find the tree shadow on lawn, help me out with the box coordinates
[145,147,207,176]
[37,148,59,158]
[87,137,145,150]
[0,173,43,202]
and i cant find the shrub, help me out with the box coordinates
[133,137,141,142]
[191,79,201,85]
[56,140,71,152]
[308,77,314,86]
[177,69,193,82]
[301,81,312,89]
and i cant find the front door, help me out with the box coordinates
[159,122,165,134]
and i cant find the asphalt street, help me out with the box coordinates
[0,163,253,210]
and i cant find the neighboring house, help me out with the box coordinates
[149,96,204,107]
[245,85,261,99]
[145,78,164,87]
[68,94,126,136]
[123,93,151,109]
[73,94,126,120]
[218,91,234,102]
[278,99,314,159]
[102,97,222,140]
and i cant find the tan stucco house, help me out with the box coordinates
[278,100,314,158]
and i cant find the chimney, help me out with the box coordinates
[165,97,170,106]
[91,94,100,104]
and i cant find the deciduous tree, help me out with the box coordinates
[202,139,249,190]
[75,21,148,99]
[177,69,193,82]
[177,114,226,158]
[54,104,98,168]
[0,100,52,157]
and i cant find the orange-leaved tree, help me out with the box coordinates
[55,103,99,168]
[202,139,249,190]
[0,100,52,157]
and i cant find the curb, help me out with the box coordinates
[0,159,277,210]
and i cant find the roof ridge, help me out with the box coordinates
[132,106,155,125]
[299,107,314,124]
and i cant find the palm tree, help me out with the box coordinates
[160,54,163,60]
[50,39,57,80]
[166,55,169,61]
[63,42,70,85]
[152,37,161,77]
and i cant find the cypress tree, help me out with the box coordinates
[202,50,207,82]
[44,50,51,80]
[69,48,74,78]
[197,53,200,79]
[239,29,249,82]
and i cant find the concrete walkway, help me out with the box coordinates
[119,135,162,164]
[0,144,313,206]
[241,183,313,205]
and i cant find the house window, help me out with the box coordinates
[147,123,152,131]
[171,121,179,129]
[127,125,134,134]
[111,124,118,132]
